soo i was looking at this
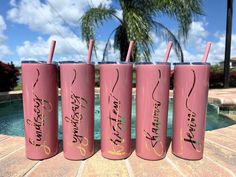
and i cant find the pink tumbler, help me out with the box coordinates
[172,62,210,160]
[60,61,95,160]
[136,62,170,160]
[100,62,133,160]
[22,61,58,160]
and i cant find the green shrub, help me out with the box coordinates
[0,61,20,92]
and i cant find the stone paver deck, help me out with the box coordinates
[208,88,236,107]
[0,124,235,177]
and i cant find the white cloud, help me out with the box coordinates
[115,9,123,20]
[16,35,120,63]
[0,16,7,43]
[151,20,236,65]
[46,0,88,26]
[7,0,114,64]
[7,0,113,35]
[210,33,236,63]
[189,21,208,38]
[0,45,12,59]
[7,0,73,36]
[9,0,17,6]
[184,21,236,64]
[17,36,87,60]
[0,16,12,59]
[6,0,236,66]
[152,41,179,64]
[94,39,119,62]
[88,0,112,8]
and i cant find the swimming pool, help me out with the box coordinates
[0,96,235,139]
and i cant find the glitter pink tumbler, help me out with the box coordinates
[100,62,133,160]
[22,61,58,160]
[60,62,95,160]
[136,62,170,160]
[172,63,210,160]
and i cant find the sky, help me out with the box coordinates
[0,0,235,66]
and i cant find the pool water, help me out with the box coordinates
[0,96,235,139]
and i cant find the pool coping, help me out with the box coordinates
[1,88,236,106]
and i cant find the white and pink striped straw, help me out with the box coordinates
[87,39,94,64]
[202,42,212,63]
[47,40,56,64]
[125,41,135,63]
[163,41,173,63]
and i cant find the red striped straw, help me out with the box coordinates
[125,41,135,63]
[87,39,94,64]
[47,40,56,64]
[202,42,212,63]
[163,41,173,63]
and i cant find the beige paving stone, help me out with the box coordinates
[166,148,233,177]
[26,152,81,177]
[205,132,236,151]
[0,136,24,158]
[0,148,38,177]
[204,141,236,175]
[214,126,236,140]
[0,134,10,141]
[228,125,236,131]
[128,151,182,177]
[82,150,129,177]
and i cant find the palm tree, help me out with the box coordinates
[223,0,233,88]
[81,0,203,62]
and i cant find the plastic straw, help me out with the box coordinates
[87,39,94,64]
[125,41,135,63]
[202,42,211,63]
[163,41,173,63]
[47,40,56,64]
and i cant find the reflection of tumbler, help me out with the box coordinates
[100,62,132,160]
[22,61,58,160]
[60,62,95,160]
[172,63,210,160]
[136,62,170,160]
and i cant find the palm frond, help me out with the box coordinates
[123,8,153,61]
[152,21,184,62]
[153,0,204,41]
[102,26,120,61]
[81,0,204,62]
[80,5,121,43]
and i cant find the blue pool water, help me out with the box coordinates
[0,96,235,139]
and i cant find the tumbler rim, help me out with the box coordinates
[174,62,210,65]
[98,61,133,64]
[21,60,58,65]
[59,61,95,65]
[136,61,171,65]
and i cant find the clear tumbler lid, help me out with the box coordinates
[174,62,210,65]
[59,61,94,64]
[98,61,132,64]
[21,60,58,65]
[136,61,171,65]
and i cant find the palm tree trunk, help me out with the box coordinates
[223,0,233,88]
[120,40,129,61]
[119,27,129,61]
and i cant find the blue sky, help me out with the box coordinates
[0,0,235,66]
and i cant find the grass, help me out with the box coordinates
[13,83,22,91]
